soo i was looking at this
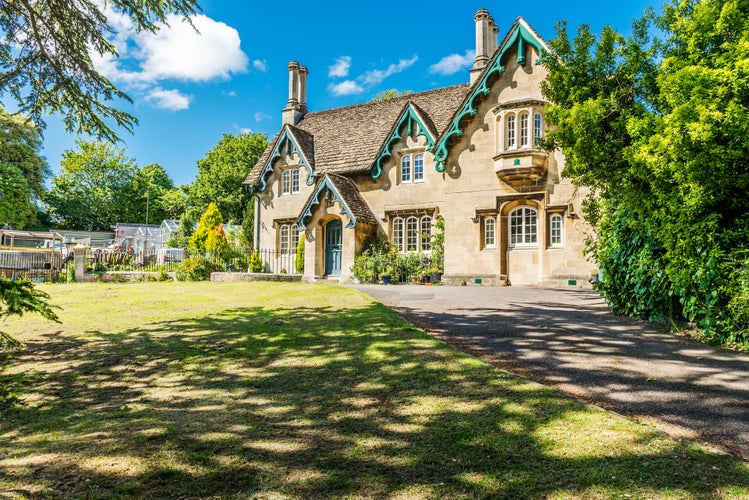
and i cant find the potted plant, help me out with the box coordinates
[381,264,395,285]
[429,266,443,284]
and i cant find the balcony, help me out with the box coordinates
[494,149,548,187]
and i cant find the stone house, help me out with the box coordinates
[244,10,592,286]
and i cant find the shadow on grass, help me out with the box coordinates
[1,299,748,498]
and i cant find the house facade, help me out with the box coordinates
[244,10,592,286]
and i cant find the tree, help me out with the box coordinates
[188,132,268,224]
[371,89,414,101]
[542,0,749,346]
[189,202,223,254]
[0,106,49,200]
[0,0,200,142]
[0,163,34,229]
[1,277,60,349]
[129,163,177,224]
[46,140,138,230]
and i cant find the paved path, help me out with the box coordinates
[350,284,749,459]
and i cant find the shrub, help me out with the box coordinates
[175,256,223,282]
[351,234,393,283]
[295,233,305,273]
[249,249,263,273]
[66,263,76,283]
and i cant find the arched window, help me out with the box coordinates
[413,153,424,181]
[550,214,563,247]
[484,217,496,248]
[401,155,412,183]
[392,217,404,251]
[279,224,290,253]
[509,207,538,247]
[406,216,418,251]
[519,113,529,147]
[281,170,291,195]
[291,168,300,193]
[420,216,432,251]
[506,114,516,149]
[534,112,543,145]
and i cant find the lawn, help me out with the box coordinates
[1,281,748,498]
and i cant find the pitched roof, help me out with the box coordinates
[297,173,379,230]
[245,84,470,186]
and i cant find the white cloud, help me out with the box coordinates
[146,88,192,110]
[138,14,248,82]
[327,56,418,97]
[429,50,475,75]
[253,59,268,72]
[328,56,351,78]
[254,112,272,122]
[328,80,365,96]
[361,56,418,85]
[239,127,253,134]
[91,10,248,110]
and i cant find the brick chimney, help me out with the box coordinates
[282,61,308,125]
[470,9,497,85]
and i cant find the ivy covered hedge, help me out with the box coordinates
[544,0,749,348]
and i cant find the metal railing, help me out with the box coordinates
[254,249,298,275]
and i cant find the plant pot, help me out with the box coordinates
[381,275,391,285]
[430,272,443,283]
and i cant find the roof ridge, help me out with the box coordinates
[300,83,470,120]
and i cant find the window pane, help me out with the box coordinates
[401,155,411,182]
[280,224,289,253]
[551,214,562,246]
[509,207,538,246]
[406,216,418,252]
[291,225,300,250]
[420,216,432,251]
[507,115,516,148]
[534,113,543,145]
[414,153,424,181]
[291,169,300,193]
[281,170,291,195]
[520,113,528,147]
[485,217,496,247]
[392,218,404,251]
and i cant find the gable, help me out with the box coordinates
[253,125,315,193]
[371,102,437,180]
[432,18,550,172]
[297,174,378,230]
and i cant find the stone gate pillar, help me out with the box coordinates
[73,245,87,281]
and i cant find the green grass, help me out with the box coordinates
[1,281,748,498]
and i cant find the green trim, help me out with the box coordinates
[433,23,547,172]
[257,127,315,192]
[297,176,357,231]
[371,104,435,179]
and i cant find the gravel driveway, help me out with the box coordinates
[350,284,749,460]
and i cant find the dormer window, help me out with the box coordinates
[281,168,301,196]
[400,152,425,183]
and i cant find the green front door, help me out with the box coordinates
[324,219,342,275]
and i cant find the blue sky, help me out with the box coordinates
[39,0,660,187]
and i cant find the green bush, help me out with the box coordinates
[351,234,393,283]
[249,249,263,273]
[295,233,305,273]
[66,263,76,283]
[175,256,223,282]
